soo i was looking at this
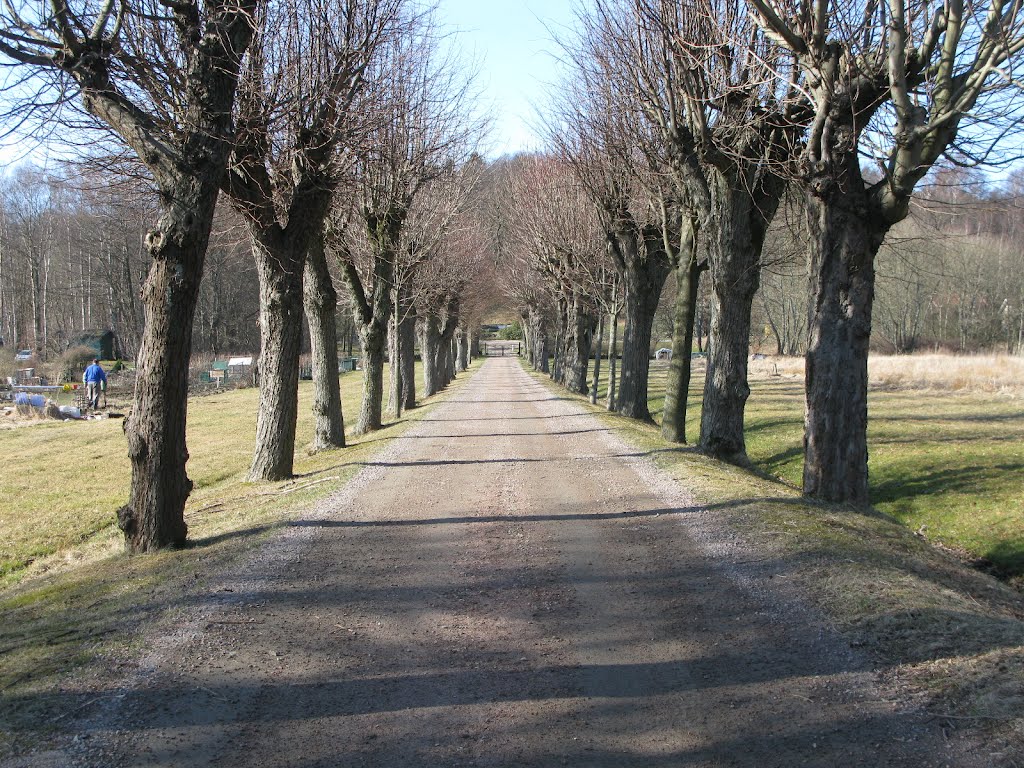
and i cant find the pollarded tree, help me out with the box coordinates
[506,154,604,395]
[225,0,405,479]
[0,0,257,551]
[548,66,673,421]
[388,158,482,415]
[587,0,804,452]
[337,16,484,433]
[749,0,1024,502]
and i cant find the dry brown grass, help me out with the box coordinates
[748,352,1024,395]
[870,353,1024,395]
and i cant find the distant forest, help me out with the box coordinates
[1,162,1021,363]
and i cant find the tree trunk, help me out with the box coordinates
[358,317,387,432]
[528,306,550,373]
[399,297,417,410]
[662,239,704,444]
[457,324,469,371]
[438,297,459,388]
[342,211,400,435]
[422,314,441,397]
[590,313,604,405]
[563,295,595,395]
[698,185,763,460]
[117,177,219,552]
[606,309,618,411]
[617,274,666,421]
[388,291,401,419]
[303,236,344,451]
[249,235,304,480]
[613,225,670,421]
[802,191,884,504]
[550,299,565,382]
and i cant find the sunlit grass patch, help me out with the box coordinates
[583,352,1024,579]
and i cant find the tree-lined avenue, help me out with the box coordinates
[72,359,962,767]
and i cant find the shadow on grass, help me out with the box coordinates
[872,463,1024,505]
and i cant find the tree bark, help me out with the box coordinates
[118,176,216,551]
[698,181,768,460]
[457,323,469,371]
[612,226,670,421]
[562,294,595,395]
[590,313,604,405]
[399,296,417,411]
[341,211,401,434]
[606,309,618,411]
[249,234,304,480]
[802,190,884,504]
[422,313,441,397]
[304,235,344,451]
[437,295,460,388]
[662,228,704,443]
[114,4,257,552]
[527,306,550,373]
[617,266,668,420]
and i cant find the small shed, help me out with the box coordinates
[70,330,117,360]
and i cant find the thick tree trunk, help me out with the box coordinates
[803,192,884,504]
[438,296,460,388]
[662,246,704,444]
[606,310,618,411]
[528,306,550,374]
[117,172,228,550]
[118,198,210,551]
[590,313,604,405]
[612,224,670,421]
[457,324,469,371]
[422,314,441,397]
[358,317,387,432]
[562,296,595,395]
[342,212,400,435]
[700,183,765,462]
[399,289,417,411]
[617,269,667,421]
[303,236,344,451]
[250,235,304,480]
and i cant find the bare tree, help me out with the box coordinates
[337,16,484,433]
[1,0,257,551]
[505,154,603,395]
[749,0,1024,502]
[224,0,404,479]
[584,0,803,450]
[547,55,673,421]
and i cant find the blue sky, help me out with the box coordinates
[0,2,577,167]
[437,0,577,157]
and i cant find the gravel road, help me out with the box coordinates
[67,358,963,767]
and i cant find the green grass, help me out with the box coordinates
[0,364,441,579]
[586,359,1024,579]
[0,361,476,755]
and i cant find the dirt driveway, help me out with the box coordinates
[61,358,964,767]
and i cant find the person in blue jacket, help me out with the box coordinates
[83,358,107,409]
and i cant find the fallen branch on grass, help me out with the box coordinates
[256,476,341,497]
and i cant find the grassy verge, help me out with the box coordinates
[531,358,1023,761]
[586,357,1024,580]
[0,361,479,756]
